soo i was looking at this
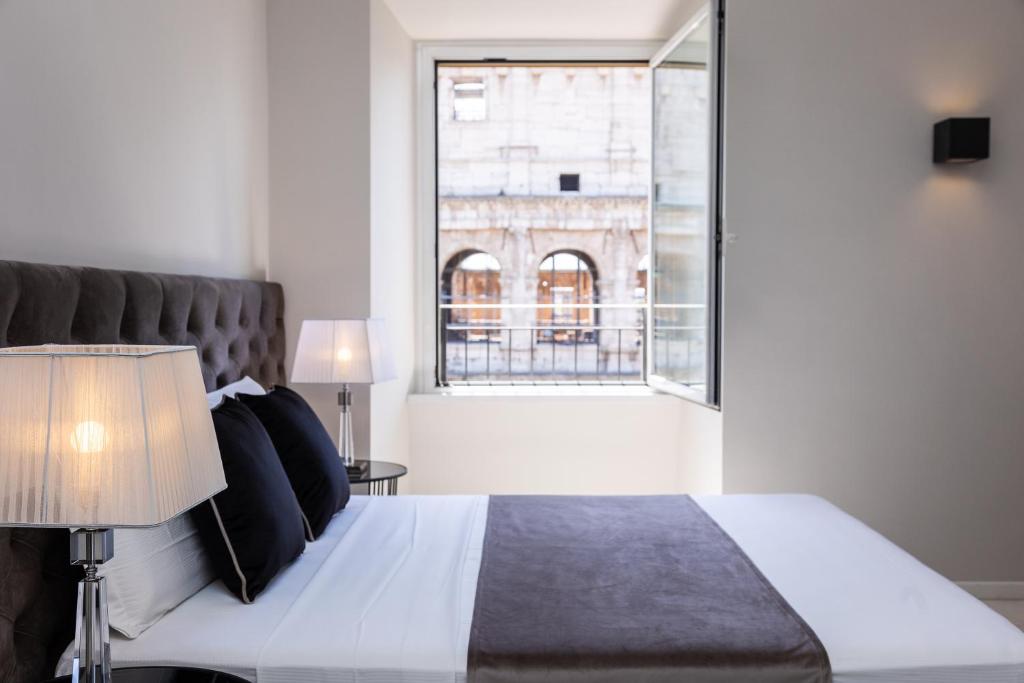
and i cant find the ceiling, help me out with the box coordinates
[381,0,706,41]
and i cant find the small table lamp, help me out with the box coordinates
[291,319,396,467]
[0,345,226,683]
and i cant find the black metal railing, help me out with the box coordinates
[439,303,649,385]
[439,302,708,386]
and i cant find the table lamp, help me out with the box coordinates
[290,319,396,467]
[0,345,226,683]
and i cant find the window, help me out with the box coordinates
[441,251,503,380]
[649,1,724,405]
[452,78,486,121]
[436,62,649,385]
[442,251,501,338]
[427,4,724,399]
[536,251,598,345]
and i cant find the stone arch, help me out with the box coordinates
[441,250,502,341]
[536,249,600,344]
[636,253,650,301]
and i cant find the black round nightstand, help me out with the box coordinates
[347,459,407,495]
[43,666,248,683]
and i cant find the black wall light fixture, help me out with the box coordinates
[933,117,990,164]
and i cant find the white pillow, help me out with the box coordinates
[205,375,267,409]
[84,377,265,639]
[97,514,215,638]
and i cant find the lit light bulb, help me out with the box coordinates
[337,347,353,363]
[71,421,107,454]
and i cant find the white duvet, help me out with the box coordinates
[82,495,1024,683]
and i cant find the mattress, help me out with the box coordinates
[86,494,1024,683]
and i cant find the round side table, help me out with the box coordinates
[347,459,407,495]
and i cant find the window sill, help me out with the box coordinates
[411,384,661,400]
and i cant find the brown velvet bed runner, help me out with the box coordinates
[468,495,832,683]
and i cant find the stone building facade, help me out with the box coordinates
[436,63,705,382]
[437,64,650,382]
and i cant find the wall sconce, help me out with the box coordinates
[933,117,990,164]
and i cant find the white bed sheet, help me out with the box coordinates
[695,495,1024,683]
[100,494,1024,683]
[100,496,373,680]
[103,494,487,683]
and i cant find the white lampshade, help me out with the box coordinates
[291,319,396,385]
[0,345,226,528]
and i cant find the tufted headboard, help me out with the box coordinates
[0,259,286,683]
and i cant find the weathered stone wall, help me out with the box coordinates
[436,64,704,381]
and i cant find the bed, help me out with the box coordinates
[78,494,1023,683]
[2,260,1023,683]
[0,260,285,683]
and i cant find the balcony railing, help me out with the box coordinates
[438,303,705,386]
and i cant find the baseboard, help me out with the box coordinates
[958,581,1024,601]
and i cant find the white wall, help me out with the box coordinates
[370,0,416,483]
[267,0,373,445]
[268,0,416,459]
[0,0,268,279]
[722,0,1024,582]
[0,0,723,502]
[411,393,721,495]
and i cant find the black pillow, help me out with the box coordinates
[239,386,350,540]
[191,398,306,604]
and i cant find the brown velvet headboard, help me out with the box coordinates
[0,259,286,683]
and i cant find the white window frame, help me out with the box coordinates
[414,42,662,395]
[646,4,724,408]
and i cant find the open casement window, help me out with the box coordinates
[434,60,650,387]
[427,19,723,396]
[647,0,724,406]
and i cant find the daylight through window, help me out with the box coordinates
[452,78,486,121]
[437,63,650,385]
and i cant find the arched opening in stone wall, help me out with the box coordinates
[636,254,650,302]
[441,250,502,342]
[536,250,599,344]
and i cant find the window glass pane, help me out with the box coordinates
[436,63,649,385]
[558,173,580,192]
[651,8,718,401]
[452,78,487,121]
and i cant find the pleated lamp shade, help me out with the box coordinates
[0,345,226,528]
[291,319,397,385]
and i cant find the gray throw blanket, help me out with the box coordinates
[468,495,831,683]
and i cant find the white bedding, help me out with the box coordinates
[92,494,1024,683]
[696,495,1024,683]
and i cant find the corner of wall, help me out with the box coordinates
[369,0,417,485]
